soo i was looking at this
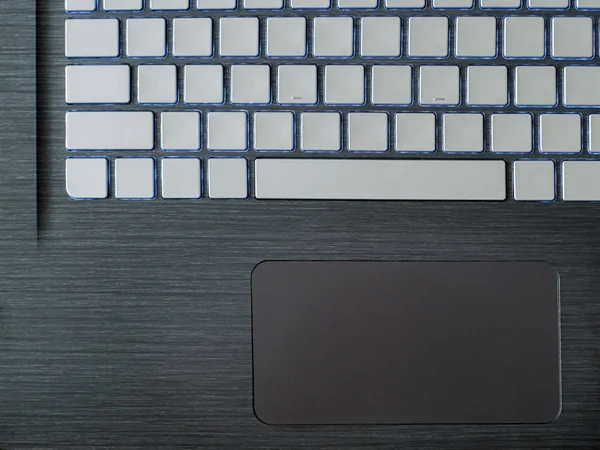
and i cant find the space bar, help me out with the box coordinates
[255,159,506,200]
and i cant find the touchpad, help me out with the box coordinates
[252,261,560,425]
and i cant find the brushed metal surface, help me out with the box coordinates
[0,1,597,448]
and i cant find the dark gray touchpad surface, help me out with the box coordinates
[252,261,560,425]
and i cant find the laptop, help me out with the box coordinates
[0,0,597,447]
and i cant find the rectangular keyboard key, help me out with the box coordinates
[65,19,119,57]
[480,0,520,7]
[291,0,331,8]
[385,0,425,7]
[245,0,284,8]
[528,0,567,7]
[589,115,600,153]
[65,65,130,104]
[562,161,600,201]
[104,0,143,10]
[576,0,600,7]
[151,0,190,9]
[255,159,506,200]
[66,0,97,11]
[66,111,154,150]
[198,0,236,8]
[339,0,378,7]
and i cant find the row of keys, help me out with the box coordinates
[66,157,248,199]
[65,0,600,11]
[65,16,597,59]
[65,110,600,154]
[65,64,600,107]
[65,156,600,202]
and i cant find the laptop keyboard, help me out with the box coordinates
[64,0,600,201]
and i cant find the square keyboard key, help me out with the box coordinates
[491,114,532,153]
[161,158,202,199]
[443,113,484,153]
[115,157,156,200]
[395,113,436,152]
[301,112,342,152]
[208,158,249,199]
[419,65,460,106]
[207,112,248,151]
[348,113,389,152]
[408,17,449,57]
[161,112,201,151]
[66,157,109,199]
[254,112,295,151]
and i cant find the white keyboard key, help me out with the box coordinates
[208,158,249,199]
[395,113,436,152]
[589,115,600,153]
[127,18,166,57]
[371,65,412,105]
[443,113,484,153]
[161,112,201,151]
[231,65,271,105]
[552,17,593,58]
[513,160,555,201]
[220,17,259,57]
[562,161,600,200]
[277,65,318,105]
[291,0,331,8]
[466,65,508,106]
[66,111,154,150]
[161,158,202,199]
[348,113,389,152]
[361,17,401,57]
[104,0,142,10]
[540,114,581,153]
[324,65,365,105]
[433,0,473,8]
[419,65,460,106]
[503,17,545,58]
[207,112,248,151]
[198,0,236,8]
[491,114,532,153]
[314,17,354,57]
[255,159,506,200]
[576,0,600,8]
[65,65,130,104]
[115,158,156,200]
[65,19,119,58]
[564,66,600,107]
[481,0,520,7]
[245,0,284,8]
[184,65,224,104]
[515,66,556,106]
[66,158,109,199]
[66,0,97,12]
[301,112,342,152]
[455,17,497,58]
[385,0,425,7]
[339,0,378,7]
[138,65,177,104]
[173,18,212,57]
[528,0,567,8]
[408,17,449,57]
[254,112,295,151]
[151,0,190,9]
[267,18,307,57]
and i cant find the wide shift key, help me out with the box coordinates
[66,111,154,150]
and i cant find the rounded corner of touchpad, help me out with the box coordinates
[251,261,561,425]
